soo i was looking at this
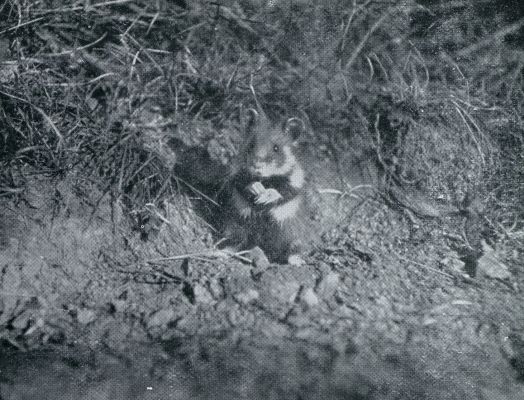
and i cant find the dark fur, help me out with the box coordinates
[222,109,307,263]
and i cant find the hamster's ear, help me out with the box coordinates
[284,117,305,142]
[241,108,259,133]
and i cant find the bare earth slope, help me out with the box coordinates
[0,158,523,400]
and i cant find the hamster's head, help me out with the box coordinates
[241,108,305,179]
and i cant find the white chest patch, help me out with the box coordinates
[270,196,301,223]
[289,166,304,189]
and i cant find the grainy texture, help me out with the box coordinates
[0,1,523,399]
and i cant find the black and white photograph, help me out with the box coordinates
[0,1,523,398]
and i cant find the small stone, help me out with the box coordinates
[227,307,242,326]
[208,278,223,299]
[250,247,270,269]
[477,241,512,280]
[295,327,320,340]
[422,317,437,326]
[193,283,216,305]
[317,272,340,299]
[260,321,289,337]
[287,314,312,328]
[267,280,301,304]
[288,254,305,266]
[146,308,176,329]
[215,300,230,313]
[301,287,319,308]
[234,289,260,305]
[335,305,354,318]
[77,308,97,325]
[111,300,127,313]
[11,310,32,330]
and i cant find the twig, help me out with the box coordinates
[35,0,134,14]
[338,0,374,58]
[42,33,108,57]
[317,184,373,200]
[144,203,171,225]
[344,9,391,70]
[458,18,524,57]
[0,17,46,35]
[450,100,485,166]
[175,176,220,207]
[146,248,252,264]
[394,252,455,279]
[0,89,64,149]
[44,72,115,87]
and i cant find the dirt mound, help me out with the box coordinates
[1,1,523,398]
[1,171,523,399]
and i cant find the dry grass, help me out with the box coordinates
[0,0,522,249]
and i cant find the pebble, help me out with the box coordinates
[317,272,340,299]
[77,308,97,325]
[234,289,260,305]
[146,308,176,329]
[477,241,512,280]
[251,247,270,269]
[193,283,216,305]
[301,287,319,308]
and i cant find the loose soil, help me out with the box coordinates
[0,153,523,400]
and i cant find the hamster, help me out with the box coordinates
[223,108,308,265]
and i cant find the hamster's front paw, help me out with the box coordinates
[254,188,283,205]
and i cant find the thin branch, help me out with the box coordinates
[344,9,391,70]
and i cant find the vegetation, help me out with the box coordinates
[0,0,522,248]
[1,4,524,395]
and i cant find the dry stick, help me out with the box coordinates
[42,33,108,57]
[117,143,130,193]
[317,184,374,200]
[0,1,8,14]
[0,89,64,149]
[338,0,359,55]
[144,203,172,226]
[365,56,375,81]
[123,5,148,36]
[175,176,220,207]
[0,188,25,198]
[249,73,265,115]
[0,17,46,35]
[408,40,430,90]
[450,100,486,167]
[506,59,524,101]
[147,12,160,35]
[124,33,164,76]
[45,72,116,87]
[126,156,155,187]
[36,0,134,14]
[458,18,524,57]
[344,9,391,70]
[0,57,45,65]
[338,0,374,58]
[371,52,389,81]
[394,252,455,280]
[148,249,252,264]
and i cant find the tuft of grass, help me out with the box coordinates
[0,0,522,249]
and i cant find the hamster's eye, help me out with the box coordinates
[273,144,279,152]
